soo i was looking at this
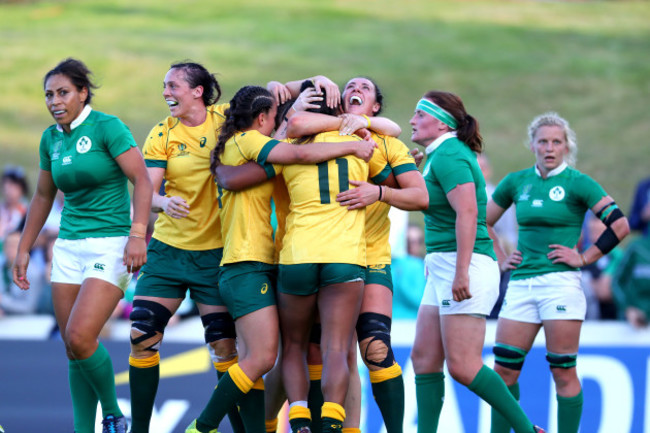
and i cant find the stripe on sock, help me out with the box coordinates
[368,362,402,384]
[321,402,345,422]
[213,356,238,373]
[129,353,160,368]
[308,364,323,381]
[229,364,254,393]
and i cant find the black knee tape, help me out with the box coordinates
[493,343,528,371]
[546,352,577,369]
[356,312,395,369]
[201,312,236,343]
[129,300,173,350]
[309,322,322,345]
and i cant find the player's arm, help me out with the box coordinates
[214,162,269,192]
[147,167,190,219]
[265,137,376,165]
[549,195,630,267]
[335,170,427,211]
[13,169,57,290]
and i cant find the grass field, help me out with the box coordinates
[1,0,649,214]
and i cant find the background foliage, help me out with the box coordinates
[1,0,649,213]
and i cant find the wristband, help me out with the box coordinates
[129,234,146,240]
[381,186,393,204]
[580,254,587,267]
[378,185,383,201]
[362,114,371,128]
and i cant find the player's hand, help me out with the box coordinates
[339,113,367,136]
[336,180,379,210]
[267,81,292,105]
[547,244,581,267]
[500,249,522,273]
[452,272,472,302]
[311,75,341,109]
[292,87,323,112]
[163,196,190,219]
[123,237,147,273]
[12,252,31,290]
[352,137,377,162]
[410,148,424,167]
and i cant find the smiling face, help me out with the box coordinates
[409,102,449,147]
[530,125,569,174]
[341,77,381,116]
[44,74,87,132]
[162,67,203,119]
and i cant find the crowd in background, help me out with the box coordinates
[1,163,649,331]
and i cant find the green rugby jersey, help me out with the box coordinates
[39,106,137,239]
[492,163,607,280]
[421,133,495,259]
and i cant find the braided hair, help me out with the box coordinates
[210,85,275,172]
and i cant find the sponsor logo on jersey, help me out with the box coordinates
[532,199,543,207]
[94,263,106,272]
[62,155,72,166]
[549,186,565,201]
[556,305,567,312]
[76,136,92,154]
[261,283,269,294]
[518,184,532,201]
[200,137,207,147]
[442,299,451,307]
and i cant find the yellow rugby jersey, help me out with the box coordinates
[142,103,228,251]
[219,130,281,265]
[278,131,388,266]
[272,176,291,262]
[366,134,418,265]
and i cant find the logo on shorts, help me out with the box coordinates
[556,305,567,312]
[442,299,451,307]
[94,263,106,272]
[76,136,92,154]
[368,264,386,274]
[261,283,269,294]
[549,186,565,202]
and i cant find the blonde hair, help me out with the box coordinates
[527,112,577,166]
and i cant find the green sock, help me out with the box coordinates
[490,382,520,433]
[238,388,266,432]
[321,417,343,433]
[415,372,445,432]
[557,390,583,433]
[129,363,159,433]
[468,366,533,433]
[76,343,122,418]
[197,371,246,430]
[372,375,405,433]
[69,359,99,433]
[308,379,324,433]
[217,370,246,433]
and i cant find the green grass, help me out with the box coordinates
[1,0,649,215]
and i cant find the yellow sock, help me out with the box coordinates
[368,362,402,383]
[342,429,361,433]
[129,352,160,368]
[308,363,323,381]
[288,405,311,421]
[321,401,345,422]
[252,376,265,391]
[213,356,238,373]
[228,363,254,393]
[265,418,278,432]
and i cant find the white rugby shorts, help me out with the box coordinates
[421,252,499,316]
[51,236,132,292]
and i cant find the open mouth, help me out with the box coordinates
[349,95,363,106]
[166,100,178,107]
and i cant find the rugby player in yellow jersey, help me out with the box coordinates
[284,77,428,433]
[127,62,247,433]
[185,85,376,433]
